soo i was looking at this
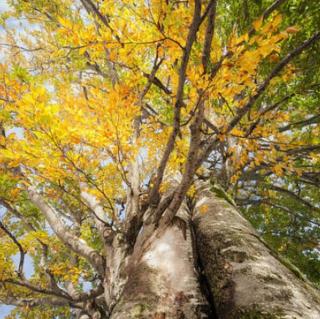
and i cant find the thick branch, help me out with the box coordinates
[28,188,105,275]
[202,0,217,72]
[0,296,76,308]
[4,278,69,299]
[149,0,203,206]
[161,95,206,225]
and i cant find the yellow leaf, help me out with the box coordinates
[199,204,209,214]
[10,188,20,198]
[79,46,87,55]
[273,163,284,176]
[231,128,244,136]
[252,17,263,31]
[286,26,300,34]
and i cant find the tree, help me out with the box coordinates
[0,0,319,318]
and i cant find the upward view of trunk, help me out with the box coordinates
[193,183,320,319]
[106,186,320,319]
[109,203,211,319]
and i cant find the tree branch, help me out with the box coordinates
[80,184,116,244]
[80,0,120,43]
[202,0,217,72]
[28,188,105,275]
[262,200,320,227]
[0,296,77,308]
[245,93,295,137]
[149,0,203,206]
[0,220,25,278]
[280,114,320,132]
[4,279,70,299]
[161,94,206,225]
[248,0,288,36]
[267,184,320,211]
[227,31,320,133]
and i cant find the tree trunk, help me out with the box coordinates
[193,183,320,318]
[107,186,320,319]
[109,204,212,319]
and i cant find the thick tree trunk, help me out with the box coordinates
[106,186,320,319]
[193,183,320,318]
[109,205,211,319]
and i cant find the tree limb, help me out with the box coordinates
[28,188,105,275]
[267,184,320,211]
[227,31,320,133]
[149,0,203,206]
[202,0,217,72]
[0,220,25,278]
[280,114,320,132]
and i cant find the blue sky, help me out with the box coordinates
[0,305,13,318]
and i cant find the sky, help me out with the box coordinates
[0,0,9,13]
[0,0,19,31]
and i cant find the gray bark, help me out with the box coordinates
[28,188,105,275]
[109,204,210,319]
[26,185,320,319]
[193,183,320,319]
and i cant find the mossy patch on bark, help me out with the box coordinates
[130,303,151,318]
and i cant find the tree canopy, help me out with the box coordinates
[0,0,319,317]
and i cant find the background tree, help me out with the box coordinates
[0,0,319,318]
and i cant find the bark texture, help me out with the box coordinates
[110,205,210,319]
[193,183,320,319]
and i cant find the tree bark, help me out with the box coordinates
[193,183,320,319]
[105,185,320,319]
[109,204,211,319]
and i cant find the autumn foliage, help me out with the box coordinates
[0,0,319,318]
